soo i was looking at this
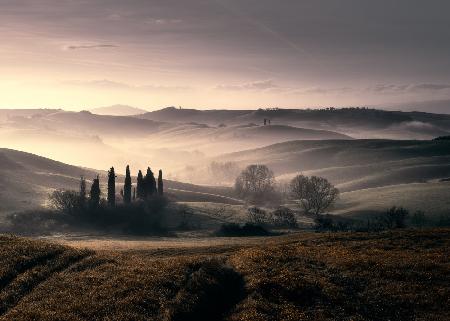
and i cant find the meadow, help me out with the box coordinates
[0,229,449,321]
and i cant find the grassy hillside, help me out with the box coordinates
[219,139,450,190]
[335,181,450,219]
[0,229,448,320]
[0,148,236,216]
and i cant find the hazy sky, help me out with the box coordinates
[1,0,450,110]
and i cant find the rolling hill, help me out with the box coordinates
[218,139,450,191]
[90,104,149,116]
[0,148,236,216]
[0,230,448,320]
[138,107,450,139]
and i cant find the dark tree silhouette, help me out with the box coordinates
[133,187,136,201]
[108,167,116,207]
[235,164,275,204]
[89,175,101,209]
[144,167,157,198]
[290,175,339,215]
[123,165,132,204]
[79,176,86,205]
[158,169,164,196]
[136,170,144,199]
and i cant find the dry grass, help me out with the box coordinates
[0,229,449,321]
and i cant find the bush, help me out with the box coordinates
[247,207,268,225]
[314,214,334,231]
[6,210,74,235]
[314,214,355,232]
[411,210,427,228]
[88,196,169,235]
[10,194,170,236]
[48,190,84,216]
[215,223,271,237]
[377,206,409,229]
[271,206,297,228]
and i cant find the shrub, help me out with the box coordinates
[48,190,84,216]
[377,206,409,229]
[6,210,73,235]
[272,206,297,228]
[215,223,271,237]
[247,207,268,225]
[411,210,427,228]
[314,214,334,231]
[90,196,169,235]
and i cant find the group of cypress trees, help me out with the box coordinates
[87,165,164,208]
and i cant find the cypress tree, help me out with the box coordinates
[79,176,87,204]
[144,167,156,198]
[89,175,101,209]
[136,170,144,199]
[107,167,116,207]
[158,169,164,196]
[123,165,132,204]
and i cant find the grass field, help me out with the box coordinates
[0,229,449,320]
[334,181,450,219]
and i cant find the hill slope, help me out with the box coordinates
[90,104,148,116]
[0,230,448,320]
[219,139,450,191]
[139,107,450,139]
[0,149,236,216]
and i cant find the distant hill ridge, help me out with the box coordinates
[90,104,149,116]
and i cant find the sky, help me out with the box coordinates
[1,0,450,110]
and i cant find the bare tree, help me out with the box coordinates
[49,190,81,215]
[290,175,339,215]
[235,165,275,204]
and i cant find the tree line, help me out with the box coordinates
[88,165,164,209]
[51,165,165,215]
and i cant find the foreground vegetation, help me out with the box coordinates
[0,229,448,320]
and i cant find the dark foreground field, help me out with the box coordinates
[0,230,449,321]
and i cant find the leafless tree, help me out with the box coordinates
[48,190,81,215]
[235,165,275,204]
[290,175,339,215]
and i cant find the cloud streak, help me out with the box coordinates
[63,79,190,92]
[64,44,119,50]
[215,79,279,91]
[370,83,450,94]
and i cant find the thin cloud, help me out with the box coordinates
[63,79,191,92]
[370,83,450,93]
[215,79,279,91]
[64,44,119,50]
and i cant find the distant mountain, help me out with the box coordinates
[90,104,148,116]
